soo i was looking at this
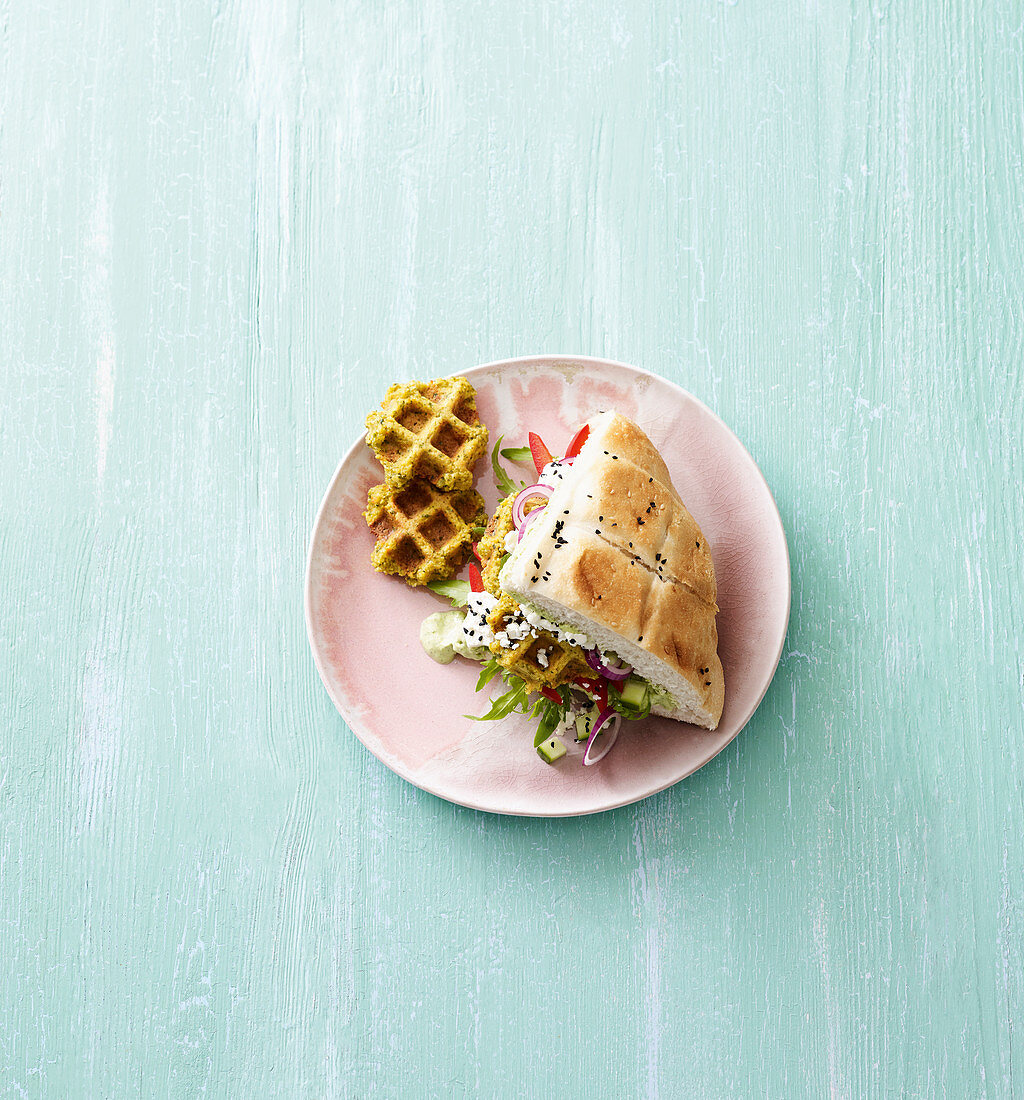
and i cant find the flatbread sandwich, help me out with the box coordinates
[423,410,724,765]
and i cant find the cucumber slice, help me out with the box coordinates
[537,736,567,763]
[618,677,649,708]
[574,704,602,741]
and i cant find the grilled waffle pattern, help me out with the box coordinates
[364,479,486,587]
[365,377,488,492]
[485,593,592,693]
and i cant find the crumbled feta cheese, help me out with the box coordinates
[521,604,594,651]
[503,529,519,553]
[536,648,549,669]
[462,591,498,648]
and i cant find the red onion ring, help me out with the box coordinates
[583,708,621,766]
[511,484,554,529]
[584,649,632,682]
[516,506,545,542]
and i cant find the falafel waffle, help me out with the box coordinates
[365,377,489,493]
[364,479,486,587]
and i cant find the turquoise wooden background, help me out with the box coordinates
[3,1,1022,1096]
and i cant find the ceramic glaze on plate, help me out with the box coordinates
[305,356,790,816]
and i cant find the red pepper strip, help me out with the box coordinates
[572,675,609,710]
[563,424,590,460]
[468,562,484,593]
[528,432,554,478]
[471,542,481,561]
[572,675,599,693]
[540,686,562,705]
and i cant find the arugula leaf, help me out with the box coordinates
[533,701,563,746]
[490,435,524,497]
[475,657,503,692]
[468,676,531,722]
[467,664,575,733]
[425,578,472,606]
[467,647,576,745]
[500,446,532,463]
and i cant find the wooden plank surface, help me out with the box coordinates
[2,0,1022,1096]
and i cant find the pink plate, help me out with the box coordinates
[305,355,790,816]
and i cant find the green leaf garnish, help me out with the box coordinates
[533,701,563,745]
[475,657,503,692]
[426,578,471,607]
[500,446,532,463]
[468,675,532,721]
[490,435,525,497]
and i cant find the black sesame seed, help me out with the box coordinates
[648,477,653,483]
[595,529,600,534]
[638,636,643,642]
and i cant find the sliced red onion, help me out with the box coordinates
[511,484,553,530]
[584,648,632,682]
[516,506,545,542]
[583,708,621,766]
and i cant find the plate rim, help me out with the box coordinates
[304,353,791,816]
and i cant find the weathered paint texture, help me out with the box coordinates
[2,1,1022,1096]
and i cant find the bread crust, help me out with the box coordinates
[502,412,724,728]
